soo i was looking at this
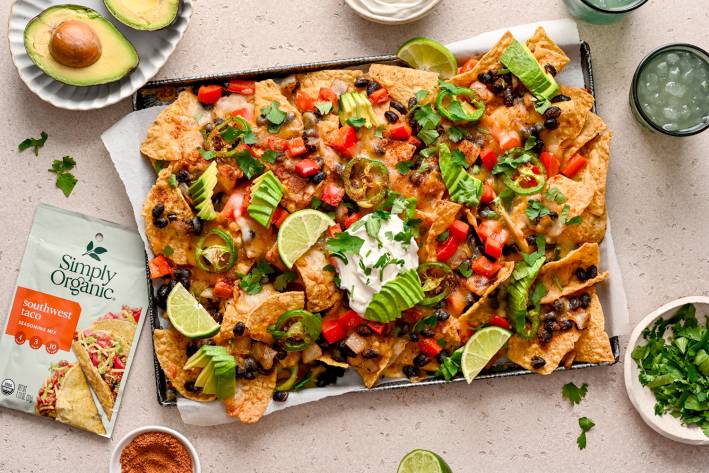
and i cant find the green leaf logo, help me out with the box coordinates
[82,241,108,261]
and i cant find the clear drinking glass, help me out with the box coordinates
[630,44,709,137]
[563,0,648,24]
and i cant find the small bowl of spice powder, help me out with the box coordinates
[110,426,200,473]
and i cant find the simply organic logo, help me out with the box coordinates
[49,239,117,299]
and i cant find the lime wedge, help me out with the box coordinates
[461,326,511,383]
[397,37,458,79]
[277,209,334,268]
[167,282,220,338]
[397,449,452,473]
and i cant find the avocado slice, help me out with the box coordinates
[194,361,214,389]
[500,39,559,100]
[247,171,285,227]
[188,162,219,221]
[213,359,236,400]
[24,5,138,87]
[338,92,378,128]
[104,0,180,31]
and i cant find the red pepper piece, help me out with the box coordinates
[344,212,361,229]
[561,154,587,178]
[448,220,470,242]
[295,90,317,112]
[322,182,345,207]
[213,279,234,299]
[287,137,308,157]
[488,315,511,330]
[368,87,389,104]
[367,321,386,335]
[436,235,460,261]
[295,159,320,177]
[148,255,172,279]
[226,80,255,95]
[272,207,289,228]
[388,122,412,140]
[322,318,347,344]
[540,151,560,177]
[327,125,358,155]
[338,310,363,332]
[318,87,338,106]
[197,84,222,104]
[418,338,443,357]
[472,256,502,278]
[480,182,495,204]
[480,148,498,171]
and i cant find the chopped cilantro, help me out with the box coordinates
[395,160,416,175]
[49,155,76,173]
[526,200,551,221]
[374,125,385,137]
[49,155,77,197]
[323,264,336,273]
[220,125,241,144]
[562,382,589,406]
[240,261,275,295]
[436,230,450,242]
[447,126,465,143]
[413,315,437,333]
[479,208,499,220]
[545,187,567,204]
[326,232,365,263]
[455,177,483,207]
[566,215,583,226]
[315,101,333,116]
[235,149,265,179]
[450,149,469,169]
[261,101,287,133]
[261,149,280,164]
[417,128,439,146]
[273,271,297,291]
[415,90,429,102]
[577,417,595,450]
[457,260,472,278]
[163,245,174,257]
[414,104,441,130]
[310,197,322,210]
[533,97,552,115]
[168,173,178,188]
[498,187,516,210]
[18,131,48,156]
[347,117,367,129]
[530,282,548,308]
[197,147,217,161]
[492,148,534,176]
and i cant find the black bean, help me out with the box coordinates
[526,235,538,247]
[560,319,574,331]
[356,324,373,337]
[398,322,411,335]
[390,100,407,114]
[532,138,545,153]
[465,293,480,307]
[366,81,381,96]
[408,333,420,342]
[190,217,204,235]
[420,328,435,338]
[273,391,289,402]
[332,351,347,363]
[553,299,565,313]
[549,211,559,220]
[544,64,558,77]
[551,94,571,103]
[166,212,178,222]
[185,343,199,357]
[492,78,506,94]
[568,297,581,311]
[575,267,587,281]
[155,281,175,310]
[310,171,326,184]
[337,341,357,358]
[243,357,258,373]
[403,365,419,379]
[275,349,288,360]
[184,381,197,392]
[173,268,191,281]
[214,118,225,126]
[537,329,553,344]
[354,77,370,88]
[477,71,494,84]
[205,124,214,133]
[233,321,246,337]
[503,88,514,107]
[434,309,450,322]
[315,377,329,388]
[586,265,598,279]
[542,311,558,322]
[243,371,256,380]
[531,355,546,369]
[176,169,192,183]
[544,320,555,332]
[414,353,430,368]
[408,97,418,109]
[544,118,559,130]
[362,349,380,359]
[153,216,168,228]
[543,106,562,119]
[151,203,165,218]
[579,293,591,309]
[503,243,520,256]
[384,110,399,124]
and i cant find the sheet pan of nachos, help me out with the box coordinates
[135,26,619,422]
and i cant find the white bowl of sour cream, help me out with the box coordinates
[345,0,442,25]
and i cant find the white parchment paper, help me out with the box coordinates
[101,18,629,426]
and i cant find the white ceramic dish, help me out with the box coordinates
[345,0,441,25]
[624,296,709,446]
[8,0,193,110]
[109,425,201,473]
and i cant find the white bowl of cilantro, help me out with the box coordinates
[624,296,709,445]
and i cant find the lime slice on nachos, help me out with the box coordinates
[461,326,511,383]
[277,209,334,268]
[397,449,452,473]
[167,282,220,338]
[397,37,458,79]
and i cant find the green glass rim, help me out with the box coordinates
[577,0,649,13]
[630,43,709,137]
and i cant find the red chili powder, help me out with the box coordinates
[120,431,193,473]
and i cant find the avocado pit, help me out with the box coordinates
[49,20,102,68]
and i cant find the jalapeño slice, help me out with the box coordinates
[194,228,237,273]
[268,309,322,352]
[435,85,485,123]
[343,156,390,208]
[503,155,546,195]
[417,262,456,307]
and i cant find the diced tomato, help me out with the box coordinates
[113,357,126,370]
[213,279,234,299]
[484,229,508,260]
[561,154,587,178]
[458,57,478,74]
[480,182,495,204]
[322,318,347,344]
[368,87,389,104]
[498,131,522,151]
[436,235,460,262]
[322,182,345,207]
[318,87,338,106]
[148,255,172,279]
[295,90,317,112]
[540,151,560,177]
[226,80,255,95]
[266,136,287,152]
[367,321,387,335]
[418,338,443,358]
[480,148,498,171]
[344,212,361,229]
[407,135,422,148]
[447,288,467,317]
[326,125,358,155]
[488,315,511,330]
[338,310,363,332]
[272,207,289,228]
[476,219,502,243]
[388,122,412,140]
[472,256,502,278]
[327,224,342,238]
[448,220,470,242]
[287,137,308,157]
[229,108,252,121]
[197,84,222,104]
[295,159,320,177]
[220,191,245,220]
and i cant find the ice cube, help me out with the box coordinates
[666,53,680,65]
[681,68,695,83]
[668,66,681,80]
[679,104,691,120]
[656,61,669,76]
[663,106,680,120]
[665,81,687,97]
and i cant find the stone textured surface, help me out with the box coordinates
[1,1,708,471]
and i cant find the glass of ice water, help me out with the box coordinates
[563,0,648,24]
[630,44,709,137]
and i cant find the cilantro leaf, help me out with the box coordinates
[168,173,178,188]
[273,271,296,291]
[240,261,275,295]
[347,117,367,129]
[450,149,469,169]
[455,177,483,207]
[562,382,589,406]
[417,128,439,146]
[492,148,534,176]
[220,125,241,144]
[395,160,416,175]
[415,90,429,102]
[49,155,76,174]
[457,260,472,278]
[577,417,595,450]
[261,101,287,133]
[525,200,551,221]
[326,232,365,263]
[197,147,217,161]
[48,156,78,197]
[235,149,265,179]
[545,187,567,204]
[534,97,552,115]
[18,131,48,156]
[261,149,280,164]
[414,104,441,130]
[315,101,333,116]
[55,172,77,197]
[447,126,465,143]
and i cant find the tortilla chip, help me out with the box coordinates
[498,202,530,253]
[561,350,576,370]
[143,169,196,265]
[245,291,305,344]
[368,63,439,104]
[559,209,607,245]
[420,200,461,261]
[543,174,594,219]
[297,69,361,97]
[140,90,206,163]
[90,319,135,352]
[218,285,276,342]
[538,243,608,304]
[72,338,116,419]
[451,31,515,86]
[559,85,595,112]
[153,328,216,402]
[526,27,570,74]
[353,337,407,388]
[55,365,106,435]
[254,79,303,138]
[507,327,580,375]
[459,262,514,329]
[224,370,277,424]
[540,100,587,157]
[563,112,607,161]
[580,131,611,217]
[294,246,340,312]
[574,292,614,363]
[317,354,350,369]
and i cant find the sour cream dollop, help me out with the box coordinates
[334,213,419,314]
[349,0,438,21]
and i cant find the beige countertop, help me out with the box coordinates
[1,1,708,471]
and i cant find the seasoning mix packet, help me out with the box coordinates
[0,204,150,437]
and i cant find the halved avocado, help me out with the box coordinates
[23,5,138,87]
[104,0,180,31]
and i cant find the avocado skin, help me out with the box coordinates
[23,5,139,87]
[104,0,180,31]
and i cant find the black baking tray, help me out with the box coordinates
[135,42,618,407]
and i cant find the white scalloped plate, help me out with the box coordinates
[8,0,192,110]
